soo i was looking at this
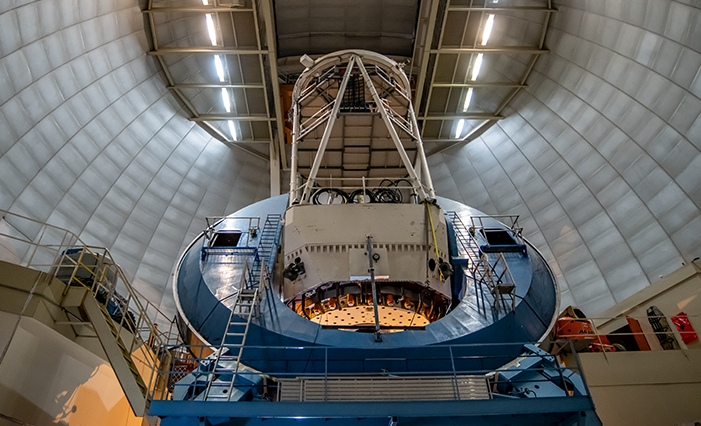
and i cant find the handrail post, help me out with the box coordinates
[557,352,568,397]
[449,346,461,400]
[0,208,180,394]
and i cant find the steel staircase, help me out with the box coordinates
[0,208,177,417]
[450,212,482,267]
[203,286,261,401]
[245,214,282,289]
[82,294,149,414]
[449,212,516,315]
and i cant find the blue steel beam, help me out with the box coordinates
[150,396,597,418]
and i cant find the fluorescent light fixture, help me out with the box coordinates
[214,55,225,82]
[482,14,495,45]
[202,0,208,4]
[462,87,473,112]
[206,14,217,46]
[228,120,237,141]
[221,88,231,112]
[455,119,465,139]
[471,53,483,81]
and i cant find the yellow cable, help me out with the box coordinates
[425,201,444,281]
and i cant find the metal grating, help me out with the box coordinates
[277,375,491,402]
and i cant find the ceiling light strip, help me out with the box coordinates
[228,120,238,141]
[471,54,483,81]
[221,88,231,112]
[481,15,495,45]
[462,88,473,111]
[214,55,225,82]
[454,119,465,139]
[205,14,217,46]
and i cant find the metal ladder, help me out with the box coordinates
[202,285,260,401]
[246,214,282,289]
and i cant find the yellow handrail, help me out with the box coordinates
[0,208,181,402]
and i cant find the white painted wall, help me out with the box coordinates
[568,350,701,426]
[0,313,147,426]
[563,261,701,426]
[595,260,701,351]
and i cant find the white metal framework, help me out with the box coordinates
[289,51,437,205]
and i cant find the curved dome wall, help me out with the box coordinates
[0,0,270,315]
[429,0,701,315]
[0,0,699,318]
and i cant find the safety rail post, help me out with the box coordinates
[556,351,569,397]
[61,248,86,296]
[25,222,48,268]
[449,345,461,400]
[589,313,610,361]
[568,339,592,397]
[52,230,76,279]
[0,208,178,410]
[152,344,169,402]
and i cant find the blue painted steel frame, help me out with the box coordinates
[174,196,559,373]
[166,195,602,425]
[151,397,601,424]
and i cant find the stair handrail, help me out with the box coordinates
[448,212,516,315]
[262,214,283,274]
[244,214,283,289]
[472,252,516,313]
[449,212,481,263]
[0,208,180,405]
[203,216,261,248]
[469,214,524,238]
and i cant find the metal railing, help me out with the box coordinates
[151,308,701,405]
[204,216,261,247]
[0,208,181,402]
[449,212,517,316]
[470,215,523,238]
[473,252,517,313]
[150,340,591,403]
[295,176,426,205]
[551,312,700,355]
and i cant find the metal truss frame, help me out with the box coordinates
[408,0,554,153]
[289,51,436,205]
[143,0,286,195]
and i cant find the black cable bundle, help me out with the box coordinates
[373,187,401,203]
[348,188,375,203]
[311,188,349,204]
